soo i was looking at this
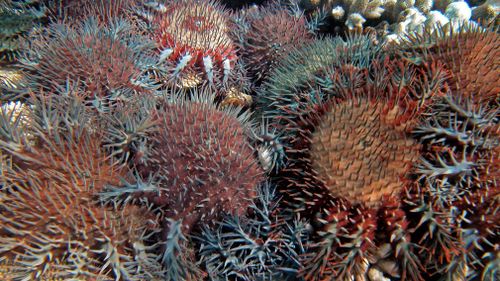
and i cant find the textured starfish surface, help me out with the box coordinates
[0,96,163,280]
[127,94,263,232]
[34,35,144,98]
[23,19,151,109]
[310,98,420,207]
[154,0,238,88]
[241,7,313,84]
[403,25,500,105]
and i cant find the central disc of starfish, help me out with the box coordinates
[155,1,238,88]
[183,15,212,32]
[159,2,233,53]
[309,99,419,207]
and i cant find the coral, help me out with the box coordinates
[297,0,387,31]
[101,92,263,233]
[23,18,154,111]
[471,0,500,27]
[345,12,367,31]
[285,0,495,44]
[380,0,416,23]
[152,0,243,92]
[239,5,314,85]
[356,1,494,45]
[394,7,427,35]
[197,183,310,281]
[415,0,434,14]
[445,1,472,22]
[383,0,499,44]
[0,94,164,280]
[424,10,450,33]
[433,0,455,13]
[401,23,500,106]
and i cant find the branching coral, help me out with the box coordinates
[288,0,495,46]
[298,0,386,29]
[471,0,499,27]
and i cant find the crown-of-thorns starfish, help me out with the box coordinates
[154,0,237,88]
